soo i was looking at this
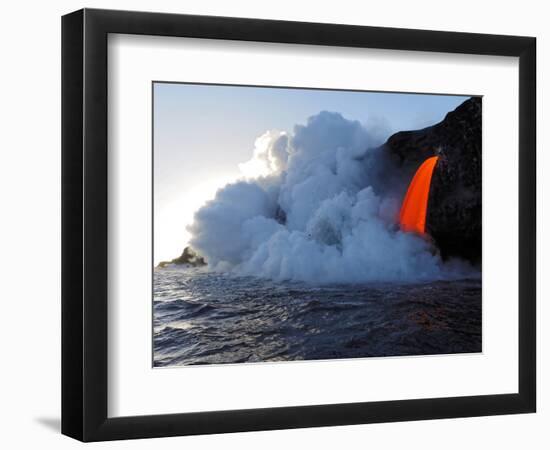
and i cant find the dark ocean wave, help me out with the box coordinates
[153,267,481,367]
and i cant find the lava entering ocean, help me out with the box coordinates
[399,156,439,235]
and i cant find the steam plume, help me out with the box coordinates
[188,111,471,283]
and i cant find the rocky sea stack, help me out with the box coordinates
[157,246,206,268]
[383,97,482,263]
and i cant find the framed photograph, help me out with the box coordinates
[61,8,536,441]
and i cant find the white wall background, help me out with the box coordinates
[0,0,546,448]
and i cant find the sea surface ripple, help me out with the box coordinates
[153,267,481,367]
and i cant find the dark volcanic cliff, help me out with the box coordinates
[383,97,482,262]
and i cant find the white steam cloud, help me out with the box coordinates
[188,111,470,283]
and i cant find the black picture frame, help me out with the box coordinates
[61,8,536,442]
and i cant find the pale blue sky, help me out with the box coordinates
[153,82,470,263]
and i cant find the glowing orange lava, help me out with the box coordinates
[399,156,439,235]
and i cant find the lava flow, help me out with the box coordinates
[399,156,439,235]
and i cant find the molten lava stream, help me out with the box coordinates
[399,156,439,235]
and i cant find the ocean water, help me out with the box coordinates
[153,267,481,367]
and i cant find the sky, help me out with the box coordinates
[153,82,469,264]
